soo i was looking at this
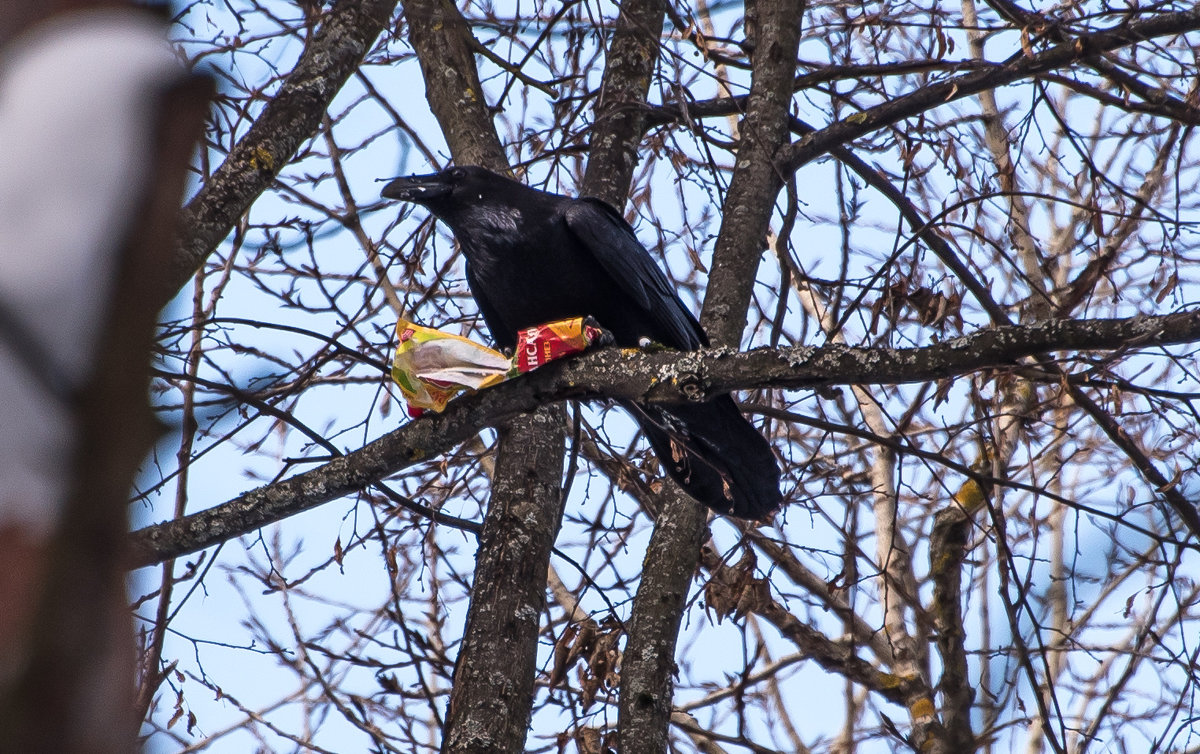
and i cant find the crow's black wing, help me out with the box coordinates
[464,261,519,351]
[563,198,706,350]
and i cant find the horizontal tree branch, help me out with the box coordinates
[129,309,1200,567]
[775,7,1200,174]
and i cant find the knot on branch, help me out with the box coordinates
[669,348,723,402]
[677,372,707,401]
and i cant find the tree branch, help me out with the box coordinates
[403,0,509,171]
[580,0,665,206]
[400,3,567,752]
[926,506,975,752]
[1064,379,1200,541]
[619,0,805,748]
[775,7,1200,175]
[440,406,566,753]
[169,0,398,299]
[129,309,1200,567]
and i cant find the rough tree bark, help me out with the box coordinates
[402,1,568,751]
[618,0,805,749]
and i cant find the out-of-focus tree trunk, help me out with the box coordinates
[0,4,210,750]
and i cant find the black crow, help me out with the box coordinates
[382,166,782,519]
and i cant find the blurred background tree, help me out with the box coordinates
[128,1,1200,752]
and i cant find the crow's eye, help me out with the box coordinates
[449,167,466,180]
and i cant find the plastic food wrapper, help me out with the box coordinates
[391,319,510,416]
[392,316,610,416]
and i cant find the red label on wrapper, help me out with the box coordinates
[514,318,607,373]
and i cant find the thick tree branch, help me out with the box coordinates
[699,1,801,346]
[619,0,805,749]
[580,0,665,205]
[564,0,687,750]
[129,309,1200,567]
[169,0,398,298]
[616,491,710,750]
[926,506,975,752]
[574,7,686,747]
[440,406,566,754]
[403,0,508,171]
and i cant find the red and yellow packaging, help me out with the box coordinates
[391,318,510,416]
[391,315,610,416]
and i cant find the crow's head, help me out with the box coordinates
[381,166,531,238]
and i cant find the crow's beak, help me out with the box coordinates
[381,173,452,203]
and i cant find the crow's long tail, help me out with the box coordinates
[625,396,782,520]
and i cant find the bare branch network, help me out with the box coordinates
[126,0,1200,752]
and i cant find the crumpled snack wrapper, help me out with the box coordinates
[391,319,509,416]
[392,316,608,416]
